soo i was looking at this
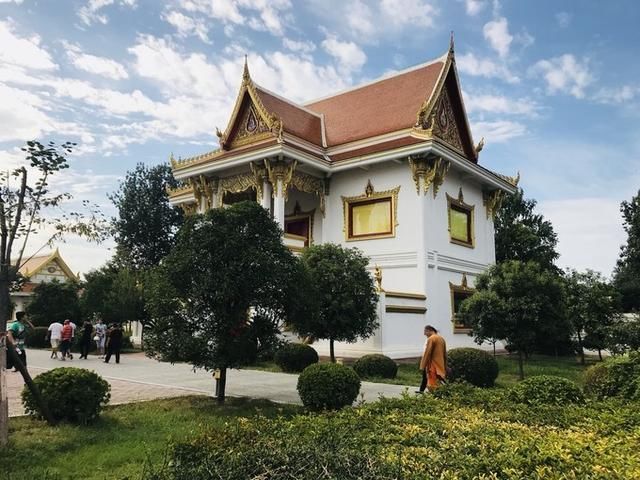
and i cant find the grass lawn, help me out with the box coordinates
[244,354,597,387]
[1,396,300,480]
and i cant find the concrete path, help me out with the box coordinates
[9,349,414,416]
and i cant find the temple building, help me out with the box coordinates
[167,41,518,358]
[10,249,79,320]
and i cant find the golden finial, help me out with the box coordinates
[365,179,374,197]
[513,171,521,186]
[215,127,223,139]
[449,31,455,54]
[374,265,383,292]
[475,137,485,155]
[242,54,250,83]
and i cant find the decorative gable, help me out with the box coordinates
[226,95,274,149]
[431,88,465,153]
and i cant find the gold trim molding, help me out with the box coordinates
[384,291,426,300]
[341,180,400,241]
[408,155,450,198]
[449,273,475,329]
[265,159,296,198]
[385,305,427,314]
[217,172,259,205]
[290,171,327,216]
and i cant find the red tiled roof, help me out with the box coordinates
[256,87,324,146]
[330,137,426,162]
[306,60,444,147]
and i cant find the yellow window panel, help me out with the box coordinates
[450,207,469,242]
[351,199,392,237]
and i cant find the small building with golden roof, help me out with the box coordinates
[10,249,80,320]
[167,40,518,358]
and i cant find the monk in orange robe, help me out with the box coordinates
[418,325,447,393]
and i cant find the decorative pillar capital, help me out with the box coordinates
[408,155,450,197]
[265,158,297,198]
[483,189,505,219]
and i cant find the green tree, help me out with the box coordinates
[80,265,146,326]
[143,201,311,402]
[494,188,559,272]
[459,261,565,379]
[109,163,183,270]
[604,314,640,355]
[292,244,379,363]
[564,270,620,363]
[0,140,108,440]
[25,280,81,326]
[613,190,640,311]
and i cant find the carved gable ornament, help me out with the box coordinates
[225,98,274,149]
[432,89,464,152]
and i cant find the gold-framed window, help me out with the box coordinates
[449,273,475,333]
[284,204,314,247]
[342,180,400,241]
[447,189,474,247]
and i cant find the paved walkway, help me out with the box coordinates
[8,349,413,416]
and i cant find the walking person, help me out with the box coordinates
[78,320,93,359]
[417,325,447,393]
[46,320,63,359]
[6,312,33,372]
[59,319,74,361]
[104,323,123,364]
[94,317,107,358]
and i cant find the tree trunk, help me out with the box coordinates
[492,341,496,357]
[329,338,335,363]
[7,345,55,425]
[577,331,585,365]
[598,348,603,361]
[518,350,524,380]
[0,275,11,446]
[216,367,227,404]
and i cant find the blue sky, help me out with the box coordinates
[1,0,639,277]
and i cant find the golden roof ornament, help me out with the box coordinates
[374,265,384,292]
[475,137,485,155]
[242,54,250,83]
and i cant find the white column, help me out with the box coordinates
[416,176,428,294]
[261,179,272,213]
[274,179,285,229]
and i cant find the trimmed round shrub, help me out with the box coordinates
[275,343,318,372]
[24,326,49,348]
[508,375,584,406]
[297,363,361,410]
[22,367,111,424]
[353,354,398,379]
[447,348,499,387]
[584,353,640,400]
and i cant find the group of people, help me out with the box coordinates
[46,318,124,363]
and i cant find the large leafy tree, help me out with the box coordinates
[109,163,183,270]
[613,190,640,311]
[0,141,107,440]
[564,270,620,363]
[292,244,379,363]
[494,188,559,272]
[80,265,146,326]
[143,201,312,402]
[459,261,566,379]
[25,280,81,326]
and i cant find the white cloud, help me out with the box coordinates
[464,92,539,117]
[555,12,572,28]
[65,43,128,80]
[594,85,640,105]
[464,0,486,15]
[77,0,137,26]
[0,84,55,141]
[457,52,519,84]
[0,19,57,70]
[538,198,625,276]
[282,38,316,54]
[0,0,24,3]
[470,120,526,142]
[346,0,375,37]
[530,54,593,99]
[180,0,244,24]
[380,0,438,28]
[483,17,512,58]
[321,33,366,74]
[163,11,211,43]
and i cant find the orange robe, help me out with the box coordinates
[419,334,447,389]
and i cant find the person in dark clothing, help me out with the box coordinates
[104,324,123,364]
[79,320,93,359]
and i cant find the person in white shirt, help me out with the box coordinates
[47,321,63,359]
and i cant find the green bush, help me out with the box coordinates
[21,367,110,424]
[447,347,499,387]
[509,375,584,406]
[584,353,640,400]
[274,343,318,372]
[353,354,397,379]
[24,326,49,348]
[297,363,361,410]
